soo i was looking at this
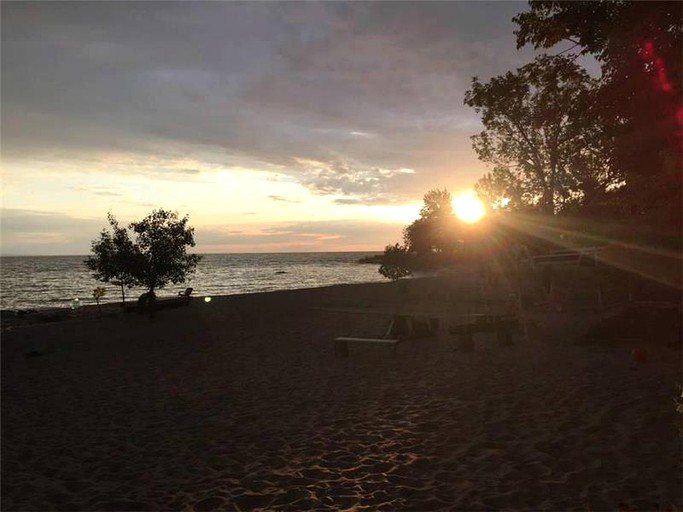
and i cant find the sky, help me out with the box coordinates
[1,1,552,255]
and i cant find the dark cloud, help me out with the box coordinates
[2,2,535,203]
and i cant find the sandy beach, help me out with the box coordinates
[2,274,681,511]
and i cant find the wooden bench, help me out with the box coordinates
[333,312,440,358]
[449,314,518,350]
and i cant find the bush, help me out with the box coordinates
[378,244,413,281]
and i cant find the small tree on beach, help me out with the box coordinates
[128,209,202,297]
[85,213,138,304]
[86,209,201,305]
[92,286,106,317]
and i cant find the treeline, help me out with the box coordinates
[378,189,487,280]
[470,1,681,225]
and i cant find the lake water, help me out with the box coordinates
[0,252,384,311]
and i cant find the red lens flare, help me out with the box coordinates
[640,40,682,141]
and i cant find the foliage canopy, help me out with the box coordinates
[404,189,460,257]
[129,209,201,295]
[85,213,138,303]
[464,54,620,214]
[513,0,682,224]
[379,189,465,280]
[378,244,413,281]
[86,209,201,299]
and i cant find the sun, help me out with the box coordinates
[452,192,486,223]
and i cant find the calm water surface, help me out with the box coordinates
[0,252,383,310]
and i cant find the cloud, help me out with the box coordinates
[0,209,104,255]
[267,195,301,203]
[173,168,202,175]
[74,186,123,197]
[2,2,536,199]
[292,157,416,202]
[196,219,404,251]
[0,209,404,255]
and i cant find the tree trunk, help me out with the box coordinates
[120,282,126,306]
[148,287,156,319]
[540,188,555,214]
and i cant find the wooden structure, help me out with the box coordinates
[448,314,518,351]
[332,313,437,358]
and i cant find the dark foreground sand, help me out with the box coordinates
[2,275,681,511]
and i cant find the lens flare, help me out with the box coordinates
[452,192,485,223]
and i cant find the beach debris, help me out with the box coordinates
[204,296,212,303]
[70,298,81,310]
[275,270,287,274]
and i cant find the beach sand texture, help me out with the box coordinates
[2,276,681,511]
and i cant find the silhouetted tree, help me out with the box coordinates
[128,209,201,297]
[474,166,528,212]
[404,189,460,257]
[514,1,682,224]
[379,189,463,279]
[378,244,413,281]
[464,55,619,214]
[85,213,137,304]
[86,209,201,304]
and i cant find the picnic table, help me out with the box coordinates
[318,307,518,357]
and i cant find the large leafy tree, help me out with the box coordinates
[513,0,682,223]
[86,209,201,300]
[404,189,460,257]
[129,209,202,296]
[514,1,681,96]
[464,54,619,214]
[85,213,137,304]
[379,189,461,279]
